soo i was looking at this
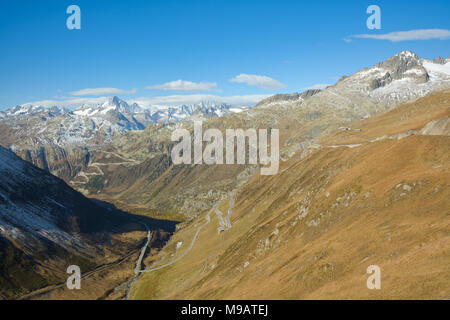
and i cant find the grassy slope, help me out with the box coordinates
[131,89,450,300]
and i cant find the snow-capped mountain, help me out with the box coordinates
[0,97,248,181]
[5,104,66,117]
[149,101,249,122]
[255,51,450,116]
[235,51,450,160]
[0,97,247,148]
[351,51,450,103]
[1,51,448,186]
[73,97,143,117]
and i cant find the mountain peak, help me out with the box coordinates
[373,51,425,83]
[108,96,122,104]
[384,51,420,65]
[397,50,419,59]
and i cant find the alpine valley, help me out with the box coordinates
[1,51,449,299]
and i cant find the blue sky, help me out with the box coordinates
[0,0,449,109]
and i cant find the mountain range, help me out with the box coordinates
[0,51,449,299]
[56,51,450,216]
[1,97,248,147]
[130,88,450,299]
[0,98,247,182]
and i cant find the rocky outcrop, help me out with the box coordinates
[369,72,393,90]
[375,51,429,83]
[420,116,450,135]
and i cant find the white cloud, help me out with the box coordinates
[229,74,286,90]
[146,80,218,92]
[348,29,450,42]
[304,83,331,90]
[129,94,270,108]
[70,87,137,96]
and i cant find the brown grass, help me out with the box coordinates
[131,89,450,300]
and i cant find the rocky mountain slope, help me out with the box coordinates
[0,146,176,299]
[1,51,449,300]
[0,97,244,182]
[130,88,450,299]
[67,51,450,217]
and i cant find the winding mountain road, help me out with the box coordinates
[138,192,236,274]
[126,192,238,298]
[134,224,152,274]
[138,207,213,273]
